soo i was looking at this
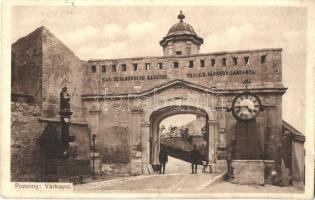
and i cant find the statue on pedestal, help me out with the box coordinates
[59,86,74,159]
[60,86,70,113]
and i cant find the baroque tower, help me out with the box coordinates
[160,11,203,56]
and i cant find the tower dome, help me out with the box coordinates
[160,11,203,56]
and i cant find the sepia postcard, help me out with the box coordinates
[0,0,314,199]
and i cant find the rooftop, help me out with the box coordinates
[88,48,282,62]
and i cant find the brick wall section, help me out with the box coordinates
[11,102,44,181]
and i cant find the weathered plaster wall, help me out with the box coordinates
[84,102,133,163]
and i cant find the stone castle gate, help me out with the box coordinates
[10,12,297,179]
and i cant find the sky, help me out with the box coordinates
[11,6,307,132]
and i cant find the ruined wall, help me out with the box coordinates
[11,27,43,104]
[11,102,44,181]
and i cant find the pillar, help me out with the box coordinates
[140,121,151,174]
[88,110,101,176]
[208,120,217,163]
[130,109,143,175]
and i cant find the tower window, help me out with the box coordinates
[189,61,194,68]
[211,59,215,66]
[174,62,179,69]
[233,57,238,66]
[200,60,205,67]
[244,56,250,65]
[222,58,227,66]
[261,55,266,64]
[102,65,106,72]
[158,63,163,69]
[91,65,96,73]
[121,64,127,71]
[133,63,138,71]
[112,65,116,72]
[145,63,150,70]
[175,51,182,55]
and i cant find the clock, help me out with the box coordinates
[231,92,262,121]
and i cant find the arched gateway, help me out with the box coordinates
[10,11,304,185]
[80,12,286,176]
[149,105,210,166]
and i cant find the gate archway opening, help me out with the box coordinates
[149,105,210,171]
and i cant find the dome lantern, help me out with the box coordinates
[160,11,203,56]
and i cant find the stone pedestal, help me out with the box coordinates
[231,160,265,185]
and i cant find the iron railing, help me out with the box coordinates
[42,159,91,184]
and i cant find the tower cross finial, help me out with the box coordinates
[243,79,251,89]
[178,10,185,22]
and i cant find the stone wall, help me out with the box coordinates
[11,101,91,181]
[99,126,131,164]
[11,27,43,104]
[41,27,88,121]
[11,26,88,121]
[11,102,44,181]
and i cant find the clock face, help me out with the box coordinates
[232,93,261,121]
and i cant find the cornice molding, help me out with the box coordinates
[82,79,287,101]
